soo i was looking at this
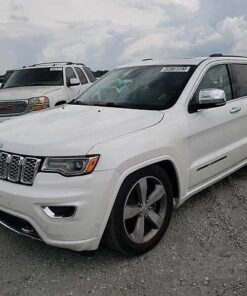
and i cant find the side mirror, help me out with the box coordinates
[189,88,227,113]
[68,78,80,87]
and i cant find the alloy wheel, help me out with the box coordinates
[123,176,167,244]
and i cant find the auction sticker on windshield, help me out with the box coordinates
[161,66,191,72]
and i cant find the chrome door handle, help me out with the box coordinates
[230,106,241,113]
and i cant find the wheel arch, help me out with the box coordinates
[116,157,180,200]
[155,160,180,199]
[98,156,181,246]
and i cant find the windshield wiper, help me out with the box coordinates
[88,102,156,109]
[69,101,160,110]
[71,102,126,108]
[69,101,92,106]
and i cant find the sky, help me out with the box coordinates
[0,0,247,72]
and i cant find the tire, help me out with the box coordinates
[103,165,173,256]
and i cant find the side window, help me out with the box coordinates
[193,64,232,101]
[83,67,96,82]
[75,67,88,85]
[65,67,76,85]
[232,64,247,98]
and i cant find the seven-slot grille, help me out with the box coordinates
[0,101,29,116]
[0,152,41,185]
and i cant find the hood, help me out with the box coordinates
[0,86,63,101]
[0,105,163,156]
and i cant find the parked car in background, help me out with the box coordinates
[0,54,246,256]
[0,62,96,122]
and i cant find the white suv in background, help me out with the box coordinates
[0,54,246,256]
[0,62,96,122]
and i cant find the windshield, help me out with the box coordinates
[74,65,195,110]
[3,68,64,88]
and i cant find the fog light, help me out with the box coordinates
[42,206,76,219]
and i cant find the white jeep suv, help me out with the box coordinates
[0,62,96,122]
[0,54,246,256]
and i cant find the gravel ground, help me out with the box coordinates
[0,167,246,296]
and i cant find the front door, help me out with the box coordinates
[188,64,245,189]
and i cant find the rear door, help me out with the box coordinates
[74,67,90,94]
[231,63,247,161]
[83,67,96,84]
[188,63,246,189]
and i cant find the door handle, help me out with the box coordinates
[230,106,241,114]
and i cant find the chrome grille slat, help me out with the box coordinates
[7,155,24,182]
[0,152,10,179]
[21,158,41,185]
[0,101,28,116]
[0,151,41,185]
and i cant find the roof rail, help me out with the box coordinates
[28,61,86,67]
[210,53,247,58]
[29,62,71,67]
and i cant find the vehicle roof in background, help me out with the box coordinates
[11,62,87,71]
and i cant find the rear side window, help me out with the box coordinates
[65,67,77,85]
[83,67,96,82]
[75,67,88,85]
[232,64,247,98]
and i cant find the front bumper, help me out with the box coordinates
[0,170,120,251]
[0,116,11,123]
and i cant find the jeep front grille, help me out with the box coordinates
[0,101,29,116]
[0,152,41,185]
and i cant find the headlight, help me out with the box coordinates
[29,96,50,111]
[41,155,99,176]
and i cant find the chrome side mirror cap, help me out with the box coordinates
[199,88,226,105]
[189,88,227,113]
